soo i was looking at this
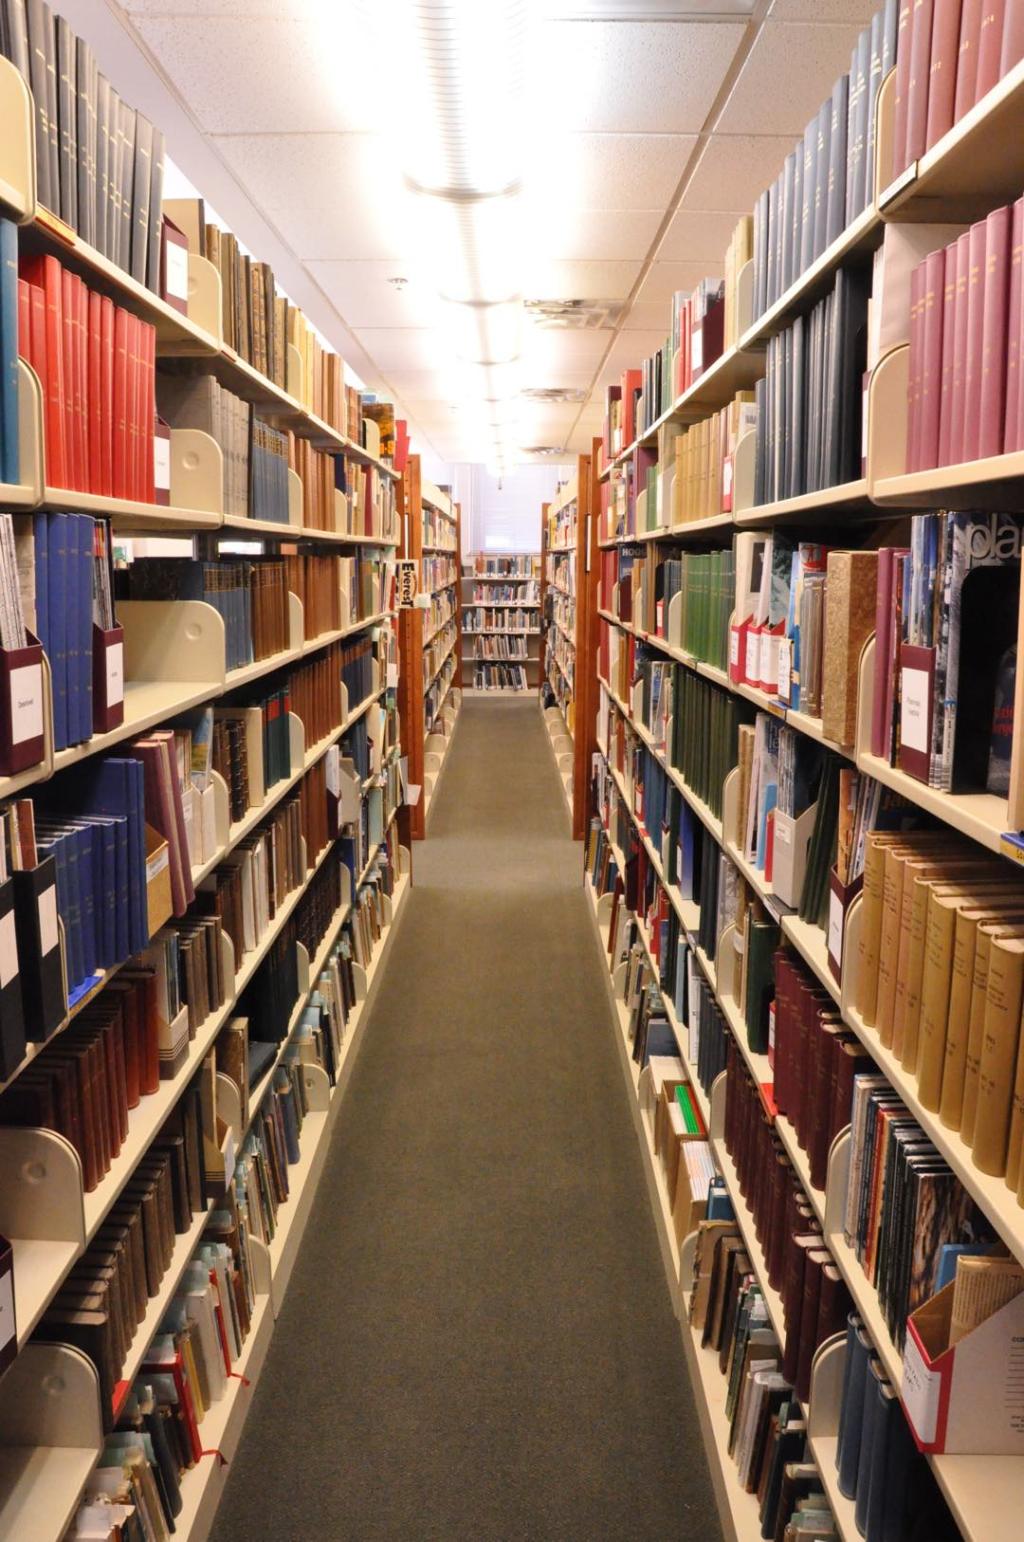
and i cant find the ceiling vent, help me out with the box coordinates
[521,444,570,457]
[521,386,587,403]
[524,298,624,329]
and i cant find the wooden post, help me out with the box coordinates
[397,453,425,840]
[538,502,550,699]
[570,451,593,842]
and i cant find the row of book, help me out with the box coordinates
[1,0,165,285]
[120,556,291,674]
[463,608,538,633]
[752,4,895,324]
[905,204,1024,473]
[0,220,16,486]
[891,0,1024,178]
[20,253,158,500]
[472,662,529,691]
[469,635,528,661]
[157,371,287,524]
[470,581,540,604]
[421,504,455,551]
[473,554,537,577]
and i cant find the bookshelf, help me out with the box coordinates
[396,454,462,839]
[0,35,421,1542]
[581,28,1024,1542]
[461,551,540,693]
[540,451,599,841]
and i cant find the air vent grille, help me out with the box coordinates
[524,298,624,329]
[521,386,587,403]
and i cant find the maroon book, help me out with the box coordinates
[975,0,1007,101]
[961,216,988,461]
[919,245,947,468]
[979,203,1011,458]
[925,0,965,148]
[1001,1,1024,72]
[898,641,937,783]
[781,1234,816,1384]
[937,235,959,462]
[948,230,972,462]
[905,0,937,164]
[815,1263,852,1348]
[1004,197,1024,452]
[954,0,985,119]
[795,1249,829,1402]
[907,260,926,471]
[892,0,916,176]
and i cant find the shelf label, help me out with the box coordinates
[0,911,16,989]
[827,886,844,970]
[154,431,171,494]
[165,240,189,304]
[901,666,931,754]
[398,560,419,608]
[722,454,734,512]
[744,629,760,684]
[9,663,43,745]
[901,1329,939,1445]
[222,1130,237,1189]
[147,845,170,883]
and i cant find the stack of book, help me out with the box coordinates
[120,556,292,672]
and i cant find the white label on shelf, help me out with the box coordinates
[9,663,42,745]
[147,845,170,883]
[744,629,760,683]
[828,887,843,967]
[760,630,777,691]
[0,911,16,989]
[691,325,703,373]
[166,240,189,303]
[768,999,776,1055]
[729,627,740,669]
[901,666,931,754]
[777,638,792,704]
[154,432,171,493]
[222,1131,237,1190]
[325,745,340,797]
[0,1266,14,1357]
[38,884,58,957]
[105,641,124,707]
[901,1330,940,1445]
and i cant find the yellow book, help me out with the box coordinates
[940,904,1024,1132]
[972,933,1024,1176]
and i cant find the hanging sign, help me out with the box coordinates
[398,560,419,608]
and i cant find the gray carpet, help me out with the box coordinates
[213,696,720,1542]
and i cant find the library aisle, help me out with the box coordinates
[213,697,718,1540]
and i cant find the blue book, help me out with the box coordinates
[0,218,19,486]
[76,823,96,981]
[75,515,94,744]
[705,1175,734,1221]
[47,514,69,750]
[34,514,48,650]
[35,827,72,992]
[67,516,83,745]
[76,759,146,958]
[88,816,117,966]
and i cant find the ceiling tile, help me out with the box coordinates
[715,20,867,136]
[352,329,448,372]
[526,207,664,262]
[305,261,442,329]
[533,20,747,133]
[682,134,794,211]
[768,0,876,17]
[212,134,405,261]
[636,260,721,305]
[522,327,614,370]
[132,16,373,133]
[545,134,698,210]
[659,208,748,263]
[620,298,672,331]
[522,258,642,302]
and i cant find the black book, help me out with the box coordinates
[75,37,96,249]
[147,125,165,293]
[799,116,817,276]
[788,312,806,500]
[119,101,135,274]
[781,149,796,297]
[25,0,51,210]
[812,95,832,261]
[864,10,884,220]
[96,73,110,259]
[2,0,29,80]
[132,113,153,286]
[55,13,76,229]
[850,27,871,222]
[40,0,58,217]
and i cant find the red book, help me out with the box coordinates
[979,202,1011,458]
[1001,1,1024,72]
[74,276,88,495]
[142,321,155,501]
[16,279,28,365]
[27,283,46,389]
[99,297,115,497]
[112,305,129,500]
[948,229,971,462]
[937,236,959,462]
[19,255,66,489]
[872,550,896,757]
[905,0,936,166]
[925,0,965,148]
[976,0,1007,100]
[961,216,988,460]
[892,0,916,176]
[907,260,926,471]
[60,268,79,492]
[126,311,140,503]
[919,246,947,467]
[620,368,642,446]
[87,290,102,493]
[954,0,985,118]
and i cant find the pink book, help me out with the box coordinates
[872,550,895,758]
[954,0,985,119]
[907,261,926,472]
[1003,198,1023,451]
[905,0,937,165]
[979,203,1011,458]
[919,246,947,467]
[893,0,916,176]
[1001,2,1024,73]
[925,0,963,149]
[948,230,971,462]
[961,216,988,461]
[975,0,1007,101]
[937,235,959,463]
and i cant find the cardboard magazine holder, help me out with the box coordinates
[827,868,863,982]
[12,855,65,1039]
[0,631,45,775]
[902,1280,1024,1453]
[144,826,173,939]
[92,624,125,734]
[772,804,817,909]
[0,878,26,1077]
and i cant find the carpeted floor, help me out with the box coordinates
[213,696,720,1542]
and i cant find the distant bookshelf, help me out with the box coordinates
[461,551,539,693]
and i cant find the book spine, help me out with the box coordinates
[979,202,1011,459]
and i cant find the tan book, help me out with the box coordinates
[821,550,878,746]
[962,920,1024,1141]
[949,1255,1024,1345]
[940,904,1024,1132]
[972,934,1024,1176]
[856,833,950,1028]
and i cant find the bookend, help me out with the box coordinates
[0,54,35,221]
[12,856,65,1039]
[91,624,124,734]
[772,803,817,908]
[0,629,45,775]
[952,563,1020,793]
[0,1342,104,1538]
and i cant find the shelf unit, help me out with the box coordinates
[539,448,600,840]
[396,455,462,839]
[461,552,541,693]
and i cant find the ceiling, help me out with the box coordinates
[74,0,878,467]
